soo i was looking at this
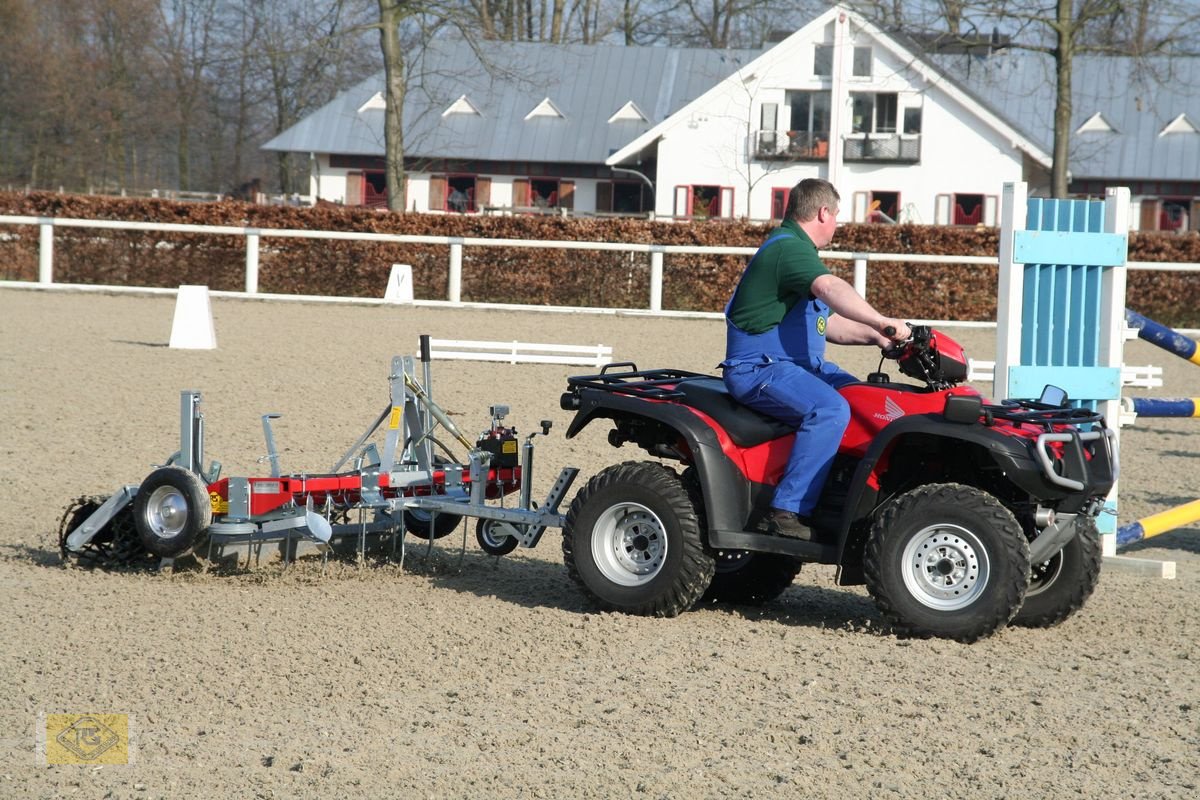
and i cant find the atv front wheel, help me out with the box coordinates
[864,483,1030,643]
[563,461,714,617]
[702,550,802,605]
[1012,516,1101,628]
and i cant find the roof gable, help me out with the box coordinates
[525,97,565,120]
[608,100,648,123]
[604,4,1051,168]
[443,94,481,117]
[1160,113,1198,135]
[1077,112,1115,134]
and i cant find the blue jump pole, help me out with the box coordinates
[1124,309,1200,367]
[1129,397,1200,418]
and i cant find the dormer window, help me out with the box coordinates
[1076,112,1115,134]
[1160,113,1198,136]
[442,94,481,117]
[525,98,565,120]
[608,101,648,123]
[357,92,386,113]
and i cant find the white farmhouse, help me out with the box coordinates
[263,4,1199,231]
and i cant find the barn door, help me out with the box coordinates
[345,171,363,206]
[429,175,447,211]
[558,180,575,210]
[474,177,492,209]
[512,178,530,207]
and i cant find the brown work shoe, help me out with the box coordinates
[765,509,813,540]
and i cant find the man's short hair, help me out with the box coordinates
[784,179,840,222]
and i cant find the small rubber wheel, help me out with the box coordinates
[702,550,803,605]
[476,518,520,556]
[403,508,462,539]
[1012,516,1101,628]
[864,483,1030,643]
[132,466,212,557]
[562,461,714,617]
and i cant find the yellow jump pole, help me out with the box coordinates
[1116,498,1200,548]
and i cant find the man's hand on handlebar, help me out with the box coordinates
[879,319,912,347]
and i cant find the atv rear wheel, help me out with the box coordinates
[1012,516,1101,628]
[563,461,714,617]
[702,550,802,605]
[864,483,1030,643]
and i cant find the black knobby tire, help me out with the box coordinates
[864,483,1030,643]
[562,461,714,617]
[1012,516,1101,628]
[703,551,803,605]
[132,466,213,558]
[403,508,463,540]
[476,518,520,556]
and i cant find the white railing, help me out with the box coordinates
[2,214,1198,318]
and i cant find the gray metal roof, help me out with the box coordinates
[263,40,760,164]
[932,51,1200,182]
[265,39,1200,183]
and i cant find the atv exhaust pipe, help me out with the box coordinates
[1028,511,1079,564]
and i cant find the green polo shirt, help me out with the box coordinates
[727,219,831,334]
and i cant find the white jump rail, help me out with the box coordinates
[429,338,613,368]
[2,214,1198,319]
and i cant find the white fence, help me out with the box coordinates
[1,214,1198,318]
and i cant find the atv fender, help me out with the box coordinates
[565,392,756,541]
[833,413,1043,584]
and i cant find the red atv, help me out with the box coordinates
[557,326,1116,642]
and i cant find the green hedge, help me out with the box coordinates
[2,191,1199,326]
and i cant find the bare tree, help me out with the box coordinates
[852,0,1200,197]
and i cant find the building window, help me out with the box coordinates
[852,46,872,77]
[363,171,387,208]
[869,191,899,224]
[771,188,789,220]
[674,185,734,219]
[512,178,574,211]
[953,194,984,225]
[814,44,833,77]
[530,178,561,208]
[596,180,648,214]
[851,92,898,134]
[903,107,923,134]
[430,174,491,213]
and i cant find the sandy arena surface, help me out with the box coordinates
[1,288,1198,798]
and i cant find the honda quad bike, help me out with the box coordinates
[557,326,1117,642]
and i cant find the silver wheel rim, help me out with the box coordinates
[479,521,509,548]
[143,485,189,540]
[591,502,667,587]
[901,523,990,610]
[1026,553,1064,597]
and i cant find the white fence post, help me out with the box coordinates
[853,256,867,297]
[245,230,260,294]
[448,239,463,303]
[38,220,54,284]
[649,247,664,312]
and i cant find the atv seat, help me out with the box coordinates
[673,377,796,447]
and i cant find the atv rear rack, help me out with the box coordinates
[564,365,709,400]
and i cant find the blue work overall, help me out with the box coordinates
[720,236,856,516]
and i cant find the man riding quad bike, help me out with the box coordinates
[557,325,1116,642]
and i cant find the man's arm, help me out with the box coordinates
[811,273,909,346]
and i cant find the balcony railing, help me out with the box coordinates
[753,130,830,161]
[842,133,921,163]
